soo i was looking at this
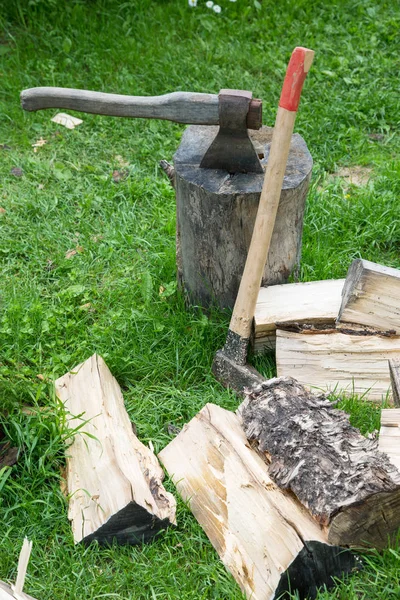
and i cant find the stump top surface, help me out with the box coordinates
[174,125,313,194]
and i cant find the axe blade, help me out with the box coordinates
[200,89,264,174]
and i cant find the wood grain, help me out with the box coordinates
[55,354,176,545]
[159,403,355,600]
[276,328,400,402]
[389,359,400,407]
[379,409,400,471]
[338,259,400,333]
[254,279,345,352]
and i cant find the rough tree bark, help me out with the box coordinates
[174,125,312,309]
[239,376,400,548]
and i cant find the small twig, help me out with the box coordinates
[159,160,175,188]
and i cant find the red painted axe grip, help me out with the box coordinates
[279,47,314,112]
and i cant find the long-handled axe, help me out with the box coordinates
[20,87,263,173]
[212,47,315,392]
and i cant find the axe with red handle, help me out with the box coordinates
[212,47,315,391]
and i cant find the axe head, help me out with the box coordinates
[200,89,264,174]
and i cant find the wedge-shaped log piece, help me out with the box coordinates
[0,539,37,600]
[55,354,176,545]
[0,582,36,600]
[240,377,400,549]
[338,259,400,333]
[389,359,400,407]
[379,409,400,472]
[254,279,345,352]
[276,328,400,402]
[159,403,356,600]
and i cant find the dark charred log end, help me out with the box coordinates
[273,541,360,600]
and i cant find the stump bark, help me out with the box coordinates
[174,125,312,309]
[239,377,400,548]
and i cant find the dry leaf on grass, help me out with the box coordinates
[65,245,84,259]
[0,207,6,214]
[32,137,47,152]
[112,169,129,183]
[51,112,83,130]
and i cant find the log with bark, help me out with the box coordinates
[379,409,400,472]
[159,403,357,600]
[337,259,400,333]
[0,539,37,600]
[254,279,345,352]
[239,376,400,548]
[276,327,400,402]
[174,125,312,309]
[55,354,176,545]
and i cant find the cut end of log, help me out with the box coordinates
[274,541,359,600]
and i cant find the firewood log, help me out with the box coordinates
[159,403,357,600]
[55,354,176,545]
[254,279,344,352]
[0,539,37,600]
[337,259,400,333]
[379,409,400,472]
[239,377,400,549]
[389,359,400,407]
[276,327,400,402]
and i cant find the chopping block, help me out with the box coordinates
[20,86,312,310]
[174,125,312,310]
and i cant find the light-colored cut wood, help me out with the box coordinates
[240,377,400,548]
[0,539,37,600]
[55,354,176,545]
[337,259,400,333]
[159,403,356,600]
[276,329,400,402]
[254,279,345,351]
[379,409,400,471]
[389,359,400,407]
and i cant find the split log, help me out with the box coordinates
[55,354,176,545]
[254,279,344,352]
[0,539,37,600]
[379,409,400,472]
[174,125,312,309]
[389,359,400,407]
[276,328,400,402]
[337,259,400,333]
[159,403,357,600]
[239,377,400,548]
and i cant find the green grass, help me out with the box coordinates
[0,0,400,598]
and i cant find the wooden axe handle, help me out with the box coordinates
[20,87,262,129]
[229,47,314,339]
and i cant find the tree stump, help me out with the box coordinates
[174,125,313,309]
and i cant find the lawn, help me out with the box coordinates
[0,0,400,598]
